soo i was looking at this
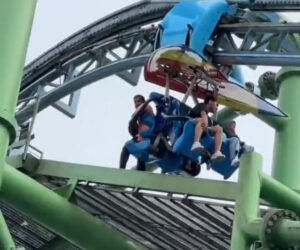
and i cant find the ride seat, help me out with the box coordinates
[173,119,240,179]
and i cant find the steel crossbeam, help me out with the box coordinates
[17,29,155,123]
[26,157,239,201]
[211,22,300,66]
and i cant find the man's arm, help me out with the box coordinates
[132,103,144,117]
[145,105,154,116]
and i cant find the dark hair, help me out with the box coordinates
[134,94,145,103]
[204,95,217,104]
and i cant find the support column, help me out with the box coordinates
[230,153,262,250]
[0,0,37,187]
[261,174,300,215]
[0,210,15,250]
[272,68,300,189]
[217,107,240,124]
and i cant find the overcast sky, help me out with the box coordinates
[25,1,300,182]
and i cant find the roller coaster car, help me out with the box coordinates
[125,92,243,179]
[125,92,200,177]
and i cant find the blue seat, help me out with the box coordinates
[149,92,190,144]
[125,93,241,178]
[173,120,239,179]
[126,137,188,174]
[125,92,199,176]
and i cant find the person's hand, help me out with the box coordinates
[201,122,207,128]
[135,134,142,142]
[200,113,208,128]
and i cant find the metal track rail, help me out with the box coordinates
[17,0,300,128]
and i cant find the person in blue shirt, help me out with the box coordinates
[119,95,154,170]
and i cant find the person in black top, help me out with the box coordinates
[189,95,225,162]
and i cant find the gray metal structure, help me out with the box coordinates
[16,1,300,129]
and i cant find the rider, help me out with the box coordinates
[189,95,225,162]
[225,120,254,158]
[119,95,154,170]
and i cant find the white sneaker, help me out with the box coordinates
[231,157,240,168]
[244,145,254,153]
[197,156,202,164]
[191,141,205,153]
[211,151,225,163]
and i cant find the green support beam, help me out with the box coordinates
[241,218,262,243]
[272,68,300,189]
[6,155,23,169]
[217,107,240,124]
[255,114,287,131]
[261,174,300,215]
[31,158,238,201]
[0,164,141,250]
[0,0,36,188]
[0,210,15,250]
[54,179,77,200]
[230,153,262,250]
[217,104,286,131]
[272,219,300,246]
[235,216,300,248]
[0,126,10,188]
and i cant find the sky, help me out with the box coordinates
[24,1,300,182]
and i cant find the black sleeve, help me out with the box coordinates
[188,103,205,118]
[128,118,138,137]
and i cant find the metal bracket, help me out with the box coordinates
[39,85,81,119]
[54,179,78,200]
[51,90,81,118]
[258,71,279,100]
[261,209,300,250]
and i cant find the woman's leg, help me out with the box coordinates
[119,146,130,169]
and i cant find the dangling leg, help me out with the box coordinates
[209,125,225,162]
[229,137,240,167]
[119,146,130,169]
[136,159,146,171]
[191,113,208,153]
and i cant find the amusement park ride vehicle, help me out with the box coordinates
[125,0,287,179]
